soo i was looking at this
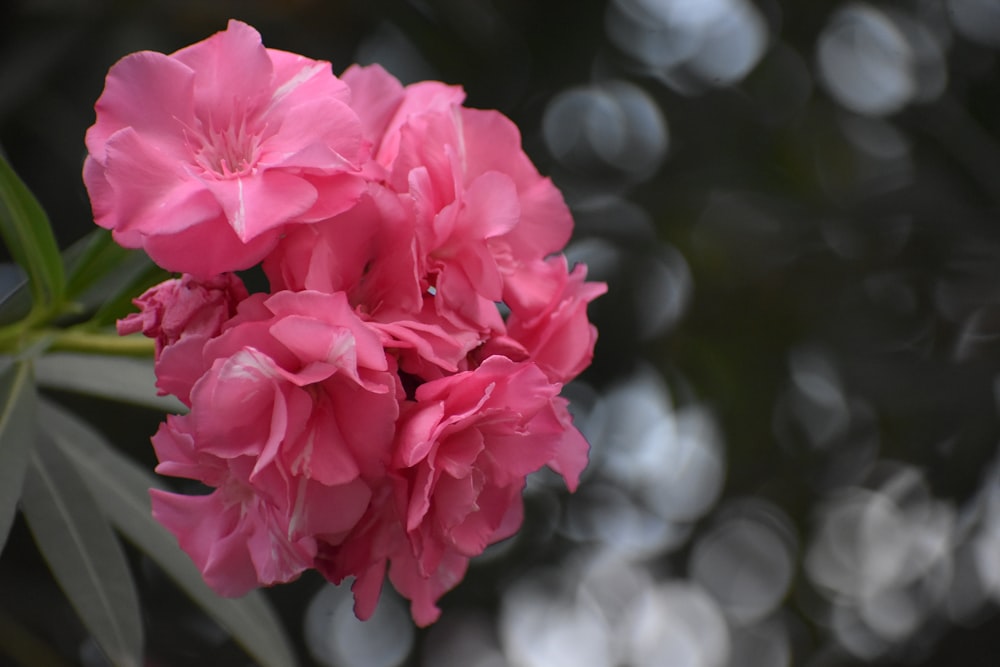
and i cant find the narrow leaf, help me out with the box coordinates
[40,400,299,667]
[35,352,185,413]
[62,229,130,300]
[0,153,65,308]
[20,429,143,667]
[88,255,169,328]
[60,229,169,325]
[0,361,35,552]
[0,263,31,326]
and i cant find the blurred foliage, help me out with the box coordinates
[4,0,1000,666]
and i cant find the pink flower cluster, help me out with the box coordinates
[88,20,604,625]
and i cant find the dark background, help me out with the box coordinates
[4,0,1000,665]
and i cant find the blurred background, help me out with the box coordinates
[4,0,1000,665]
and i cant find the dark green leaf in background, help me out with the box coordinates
[60,229,132,307]
[40,400,299,667]
[59,229,169,326]
[0,153,65,311]
[0,265,31,327]
[88,253,169,329]
[20,428,143,667]
[0,360,35,553]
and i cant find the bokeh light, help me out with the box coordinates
[947,0,1000,48]
[817,4,916,116]
[605,0,769,93]
[690,500,797,626]
[816,3,947,116]
[543,80,669,186]
[304,582,414,667]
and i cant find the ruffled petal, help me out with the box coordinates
[150,489,260,597]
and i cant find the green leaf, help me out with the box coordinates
[20,428,143,667]
[0,153,65,309]
[62,229,130,301]
[61,231,169,326]
[34,352,185,413]
[0,264,31,326]
[40,400,299,667]
[0,360,35,552]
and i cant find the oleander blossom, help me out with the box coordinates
[83,20,367,276]
[99,22,605,627]
[117,273,248,355]
[149,290,399,593]
[318,356,589,625]
[117,273,249,403]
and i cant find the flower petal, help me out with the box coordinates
[98,127,219,240]
[85,50,196,161]
[150,489,260,597]
[203,170,316,242]
[141,217,280,279]
[172,20,274,127]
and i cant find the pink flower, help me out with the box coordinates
[184,290,399,478]
[150,416,372,595]
[269,65,575,333]
[262,66,597,377]
[340,64,465,171]
[322,356,589,626]
[504,255,607,384]
[84,20,367,277]
[117,273,248,352]
[387,103,575,331]
[262,186,484,378]
[116,273,249,404]
[148,290,401,595]
[99,23,604,626]
[262,184,420,311]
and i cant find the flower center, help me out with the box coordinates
[193,116,263,178]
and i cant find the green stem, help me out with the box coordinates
[44,329,154,357]
[0,306,49,353]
